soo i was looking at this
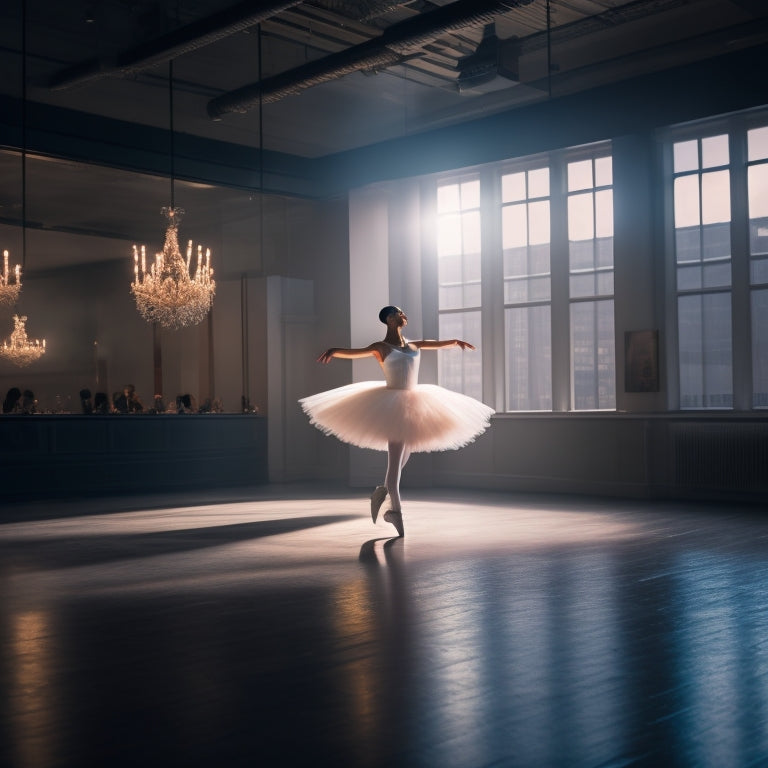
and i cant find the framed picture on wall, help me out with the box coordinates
[625,330,659,393]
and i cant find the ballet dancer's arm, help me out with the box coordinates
[412,339,476,351]
[317,343,386,364]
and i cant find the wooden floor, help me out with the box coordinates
[1,484,767,768]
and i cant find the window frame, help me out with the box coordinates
[432,141,616,413]
[662,112,766,411]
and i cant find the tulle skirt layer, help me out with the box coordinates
[299,381,494,452]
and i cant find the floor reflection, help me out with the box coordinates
[0,488,767,767]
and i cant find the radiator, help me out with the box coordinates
[672,422,768,492]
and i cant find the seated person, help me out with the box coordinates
[114,384,144,413]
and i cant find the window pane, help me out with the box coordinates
[439,284,464,310]
[701,170,731,224]
[462,211,481,255]
[702,260,731,289]
[596,236,614,269]
[504,246,527,279]
[569,193,594,241]
[597,271,614,295]
[506,305,552,410]
[595,189,614,239]
[571,299,616,410]
[701,223,731,268]
[748,126,768,162]
[677,264,702,291]
[678,293,733,408]
[570,273,595,298]
[528,200,550,245]
[674,175,700,228]
[502,204,527,250]
[748,165,768,260]
[674,140,699,173]
[502,172,526,203]
[568,159,593,192]
[437,213,461,256]
[676,227,701,266]
[528,167,550,198]
[752,289,768,407]
[595,156,612,187]
[529,242,550,277]
[439,311,482,400]
[529,275,551,301]
[752,257,768,284]
[437,184,460,213]
[461,180,481,209]
[701,134,729,168]
[570,239,594,271]
[504,278,527,303]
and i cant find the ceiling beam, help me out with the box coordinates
[207,0,535,116]
[48,0,305,91]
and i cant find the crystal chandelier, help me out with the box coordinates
[130,61,215,330]
[1,3,48,367]
[0,314,45,367]
[131,206,215,330]
[0,249,22,306]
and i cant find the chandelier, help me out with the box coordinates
[0,250,22,306]
[130,61,215,330]
[131,206,215,329]
[0,3,48,367]
[0,314,45,367]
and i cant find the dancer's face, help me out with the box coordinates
[388,308,407,328]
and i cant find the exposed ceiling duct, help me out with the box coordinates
[456,23,518,95]
[207,0,535,117]
[48,0,305,91]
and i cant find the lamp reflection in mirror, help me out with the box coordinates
[0,250,22,306]
[0,314,45,367]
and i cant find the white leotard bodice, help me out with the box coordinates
[381,343,420,390]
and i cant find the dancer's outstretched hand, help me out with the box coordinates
[456,340,476,351]
[317,348,336,363]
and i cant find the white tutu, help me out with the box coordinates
[299,344,494,452]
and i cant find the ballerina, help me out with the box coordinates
[299,306,494,537]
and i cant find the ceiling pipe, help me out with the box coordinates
[48,0,305,91]
[207,0,535,117]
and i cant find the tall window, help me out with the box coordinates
[672,135,733,408]
[748,126,768,407]
[436,177,482,400]
[502,166,552,410]
[434,144,615,412]
[568,156,615,410]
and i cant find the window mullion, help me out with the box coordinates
[480,166,503,411]
[730,127,752,410]
[550,155,571,411]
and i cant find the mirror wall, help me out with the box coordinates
[0,148,342,415]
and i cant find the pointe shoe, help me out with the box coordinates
[383,509,405,537]
[370,485,388,524]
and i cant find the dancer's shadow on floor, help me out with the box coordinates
[358,536,403,566]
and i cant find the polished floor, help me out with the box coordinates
[1,484,767,768]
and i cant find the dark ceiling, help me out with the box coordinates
[1,0,768,269]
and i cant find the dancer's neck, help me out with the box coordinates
[384,331,406,347]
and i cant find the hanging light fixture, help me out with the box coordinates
[0,0,45,367]
[0,250,22,306]
[0,314,45,367]
[131,60,215,330]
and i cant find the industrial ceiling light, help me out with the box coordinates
[131,61,215,330]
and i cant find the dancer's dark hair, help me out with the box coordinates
[378,306,401,324]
